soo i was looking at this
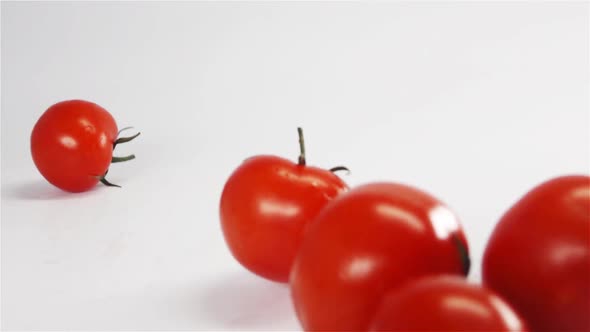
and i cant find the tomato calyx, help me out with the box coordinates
[113,127,141,149]
[297,127,350,175]
[98,127,141,188]
[94,169,121,188]
[452,234,471,276]
[112,155,136,163]
[329,166,350,174]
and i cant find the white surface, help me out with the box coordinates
[1,2,588,330]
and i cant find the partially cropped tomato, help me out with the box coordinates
[369,275,527,331]
[290,182,470,331]
[31,100,139,192]
[219,128,348,282]
[483,175,590,332]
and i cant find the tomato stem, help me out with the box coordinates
[298,127,306,166]
[452,234,471,276]
[118,126,134,135]
[94,170,121,188]
[95,127,140,189]
[113,132,141,149]
[99,177,121,188]
[112,154,136,163]
[329,166,350,174]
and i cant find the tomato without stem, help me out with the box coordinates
[290,182,470,331]
[369,275,527,332]
[219,128,348,282]
[483,175,590,332]
[31,100,139,192]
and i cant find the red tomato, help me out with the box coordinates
[290,182,470,331]
[31,100,138,192]
[369,275,527,332]
[219,128,348,282]
[483,175,590,332]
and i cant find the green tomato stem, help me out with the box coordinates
[329,166,350,174]
[113,132,141,149]
[298,127,306,166]
[112,154,136,163]
[93,169,121,188]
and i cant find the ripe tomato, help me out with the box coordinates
[31,100,139,192]
[290,182,470,331]
[483,175,590,332]
[369,275,527,331]
[219,128,348,282]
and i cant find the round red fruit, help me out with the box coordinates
[219,128,348,282]
[369,275,527,332]
[290,182,470,331]
[483,175,590,331]
[31,100,138,192]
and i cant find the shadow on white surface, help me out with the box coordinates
[197,272,297,330]
[1,179,101,201]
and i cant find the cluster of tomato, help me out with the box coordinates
[30,101,589,331]
[220,128,589,331]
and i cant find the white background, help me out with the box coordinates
[1,2,588,330]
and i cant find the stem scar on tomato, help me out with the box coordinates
[452,234,471,276]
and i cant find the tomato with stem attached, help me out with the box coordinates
[219,128,349,283]
[290,182,470,331]
[31,100,140,192]
[483,175,590,331]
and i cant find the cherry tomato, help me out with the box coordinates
[483,175,590,332]
[369,275,527,332]
[219,128,348,282]
[31,100,138,192]
[290,182,470,331]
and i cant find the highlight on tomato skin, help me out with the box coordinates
[219,128,349,283]
[289,182,471,331]
[482,175,590,332]
[30,99,140,193]
[368,275,528,332]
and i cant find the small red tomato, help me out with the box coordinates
[219,128,348,283]
[483,175,590,332]
[290,182,470,331]
[31,100,139,192]
[369,275,527,332]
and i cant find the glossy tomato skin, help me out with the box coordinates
[483,175,590,332]
[31,100,118,193]
[369,275,527,332]
[219,155,348,283]
[290,182,470,331]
